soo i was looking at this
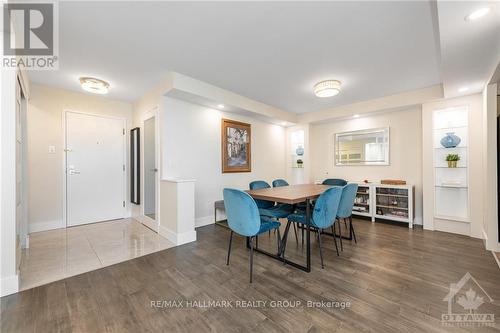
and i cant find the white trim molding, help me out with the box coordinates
[1,274,19,297]
[28,220,64,233]
[195,215,215,228]
[159,225,196,246]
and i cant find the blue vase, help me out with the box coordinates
[296,146,304,156]
[440,132,461,148]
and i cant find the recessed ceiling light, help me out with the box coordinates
[353,114,360,118]
[465,7,490,21]
[79,77,110,94]
[280,121,287,126]
[314,80,341,98]
[458,86,469,93]
[217,104,225,109]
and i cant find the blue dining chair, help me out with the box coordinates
[284,186,343,269]
[223,188,281,283]
[271,179,298,242]
[322,178,348,186]
[272,179,289,187]
[249,181,292,219]
[336,183,359,246]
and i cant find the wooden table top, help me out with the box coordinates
[246,184,332,204]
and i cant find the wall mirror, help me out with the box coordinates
[131,127,140,204]
[334,127,390,166]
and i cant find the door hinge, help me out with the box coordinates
[123,128,125,135]
[123,201,125,207]
[123,164,125,171]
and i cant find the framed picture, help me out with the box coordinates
[221,118,251,173]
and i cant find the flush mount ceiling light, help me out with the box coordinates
[458,86,469,93]
[314,80,341,98]
[79,77,110,94]
[217,104,225,109]
[465,7,490,21]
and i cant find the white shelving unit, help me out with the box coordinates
[352,183,415,228]
[432,106,469,222]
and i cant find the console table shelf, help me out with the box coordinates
[352,183,415,228]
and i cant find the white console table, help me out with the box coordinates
[352,183,415,228]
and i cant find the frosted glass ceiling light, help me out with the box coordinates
[314,80,341,98]
[465,7,490,21]
[79,77,110,94]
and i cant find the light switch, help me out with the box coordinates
[48,145,56,154]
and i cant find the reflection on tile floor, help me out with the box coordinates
[20,218,174,291]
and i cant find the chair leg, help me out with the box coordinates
[281,221,292,264]
[255,235,259,249]
[331,226,339,256]
[249,236,254,283]
[293,222,298,244]
[318,229,324,269]
[276,228,282,255]
[338,220,343,251]
[226,231,233,265]
[301,223,304,246]
[350,216,357,243]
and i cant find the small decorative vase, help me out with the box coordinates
[295,146,304,156]
[296,159,303,168]
[447,160,457,168]
[440,132,461,148]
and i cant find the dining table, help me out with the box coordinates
[246,183,333,273]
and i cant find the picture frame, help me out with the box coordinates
[221,118,251,173]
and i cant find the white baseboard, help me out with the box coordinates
[159,225,196,246]
[177,230,197,245]
[1,274,19,297]
[195,215,215,228]
[29,220,64,233]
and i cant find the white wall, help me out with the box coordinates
[26,84,133,232]
[422,94,484,238]
[482,84,499,250]
[310,107,423,224]
[1,67,19,296]
[161,97,287,225]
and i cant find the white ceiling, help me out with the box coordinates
[437,0,500,98]
[28,1,500,114]
[29,1,444,114]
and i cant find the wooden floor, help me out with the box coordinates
[2,218,499,332]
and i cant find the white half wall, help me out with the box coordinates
[310,107,424,224]
[161,97,287,222]
[26,84,133,232]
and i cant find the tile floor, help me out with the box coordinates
[19,218,174,291]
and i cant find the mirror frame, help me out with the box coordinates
[334,127,390,166]
[130,127,140,204]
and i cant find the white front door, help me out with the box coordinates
[66,112,126,226]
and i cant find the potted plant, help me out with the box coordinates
[446,154,460,168]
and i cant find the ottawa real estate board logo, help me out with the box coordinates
[442,272,495,327]
[2,1,58,70]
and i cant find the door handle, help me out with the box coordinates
[68,170,80,175]
[150,168,158,172]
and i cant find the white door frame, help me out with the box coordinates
[136,106,160,232]
[62,110,127,227]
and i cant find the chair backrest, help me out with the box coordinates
[312,186,343,229]
[337,183,359,218]
[272,179,289,187]
[322,178,348,186]
[223,188,261,237]
[249,180,274,208]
